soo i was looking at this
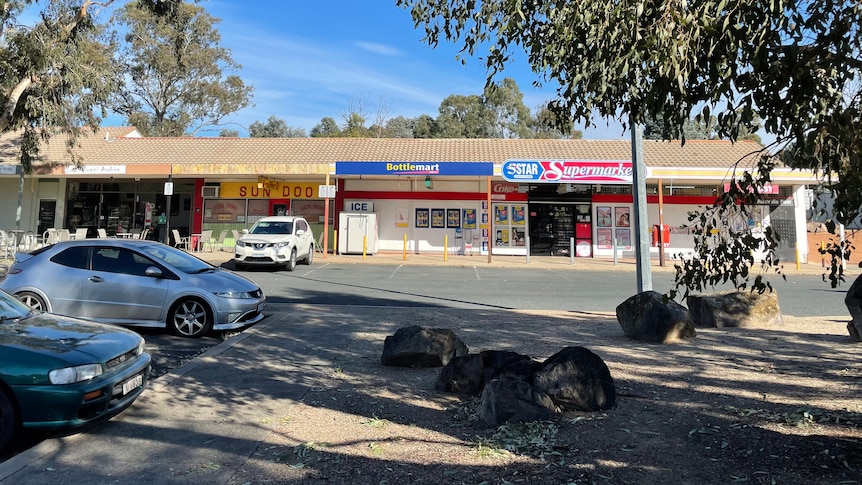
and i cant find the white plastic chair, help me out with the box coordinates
[97,228,107,238]
[172,229,190,250]
[73,227,88,240]
[199,229,213,252]
[214,229,228,251]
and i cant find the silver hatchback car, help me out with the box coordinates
[0,239,266,338]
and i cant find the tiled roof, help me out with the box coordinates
[1,128,769,172]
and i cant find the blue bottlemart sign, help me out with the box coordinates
[336,161,494,176]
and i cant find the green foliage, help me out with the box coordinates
[110,1,253,136]
[399,0,862,291]
[249,115,305,138]
[310,117,341,138]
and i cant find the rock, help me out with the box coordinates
[380,325,469,367]
[435,350,540,396]
[687,290,784,328]
[616,291,696,343]
[435,353,484,395]
[478,379,557,426]
[533,346,616,412]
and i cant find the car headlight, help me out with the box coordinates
[214,291,254,299]
[274,241,290,248]
[49,364,104,384]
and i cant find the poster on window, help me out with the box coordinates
[494,228,509,246]
[431,208,445,228]
[512,227,526,246]
[512,205,525,225]
[615,228,631,248]
[615,206,631,227]
[597,206,612,227]
[463,209,477,229]
[597,228,613,249]
[447,208,461,228]
[415,208,429,228]
[495,205,509,224]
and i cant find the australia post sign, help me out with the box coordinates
[501,159,634,184]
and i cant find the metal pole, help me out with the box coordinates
[630,118,653,292]
[613,238,618,265]
[164,173,172,245]
[525,235,530,263]
[570,236,575,265]
[658,178,666,266]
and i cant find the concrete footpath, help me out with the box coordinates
[0,250,837,484]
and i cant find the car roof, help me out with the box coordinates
[256,216,304,222]
[44,239,164,249]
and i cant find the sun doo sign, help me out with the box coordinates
[501,159,634,184]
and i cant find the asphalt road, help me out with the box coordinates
[240,264,848,318]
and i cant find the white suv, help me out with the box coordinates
[234,216,314,271]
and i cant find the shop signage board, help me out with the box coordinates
[336,161,494,176]
[220,182,319,199]
[501,159,634,184]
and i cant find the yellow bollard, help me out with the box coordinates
[796,247,801,270]
[333,230,338,256]
[363,235,367,260]
[403,234,407,260]
[444,234,448,262]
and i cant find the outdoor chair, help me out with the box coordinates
[198,229,213,252]
[97,228,107,238]
[172,229,190,250]
[73,227,88,239]
[214,229,228,251]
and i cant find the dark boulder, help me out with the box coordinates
[616,291,696,343]
[381,325,469,367]
[478,379,557,426]
[533,346,616,412]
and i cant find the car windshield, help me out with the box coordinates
[0,289,32,321]
[137,243,214,274]
[249,221,293,235]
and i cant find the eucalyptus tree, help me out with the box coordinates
[398,0,862,294]
[0,0,123,170]
[111,1,253,137]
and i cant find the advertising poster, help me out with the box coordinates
[597,206,612,227]
[447,208,461,228]
[495,228,509,246]
[415,208,429,228]
[495,205,509,224]
[463,209,477,229]
[482,212,488,224]
[512,227,526,246]
[615,228,631,248]
[431,208,445,228]
[396,207,409,227]
[597,228,613,249]
[512,205,525,225]
[615,206,631,227]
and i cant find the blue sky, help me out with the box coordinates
[195,0,627,139]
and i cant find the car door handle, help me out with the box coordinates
[88,276,105,283]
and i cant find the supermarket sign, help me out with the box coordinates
[501,159,633,184]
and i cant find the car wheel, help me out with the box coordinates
[285,249,297,271]
[169,298,212,338]
[0,388,20,454]
[303,245,314,265]
[16,292,46,312]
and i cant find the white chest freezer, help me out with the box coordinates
[338,212,378,255]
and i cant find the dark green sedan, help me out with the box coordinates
[0,288,151,453]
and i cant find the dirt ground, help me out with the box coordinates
[224,309,861,485]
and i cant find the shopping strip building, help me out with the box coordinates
[0,127,819,261]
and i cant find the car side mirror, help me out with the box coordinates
[242,229,249,234]
[144,266,163,278]
[295,229,305,236]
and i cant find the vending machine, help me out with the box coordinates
[338,212,378,255]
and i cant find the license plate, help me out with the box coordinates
[122,373,143,395]
[253,253,264,257]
